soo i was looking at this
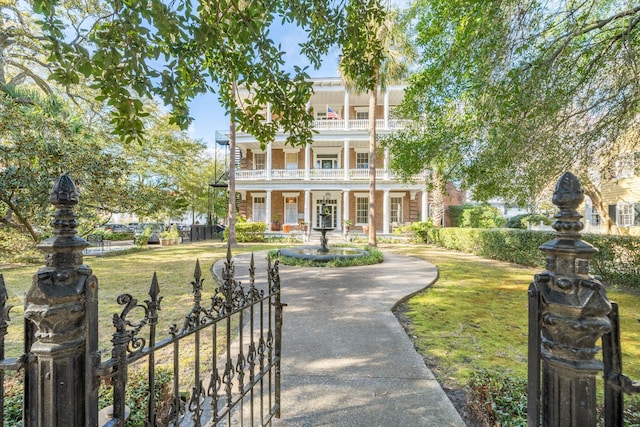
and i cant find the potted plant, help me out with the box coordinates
[343,219,353,233]
[271,214,281,231]
[362,224,369,235]
[160,225,181,245]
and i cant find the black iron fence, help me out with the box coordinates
[527,172,639,427]
[0,174,282,426]
[190,225,225,242]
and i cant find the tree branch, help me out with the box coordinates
[4,60,53,95]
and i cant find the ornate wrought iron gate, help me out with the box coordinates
[0,174,282,426]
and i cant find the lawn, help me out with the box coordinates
[0,241,282,356]
[384,244,640,422]
[3,240,639,423]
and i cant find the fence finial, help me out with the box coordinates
[531,171,612,427]
[23,173,95,426]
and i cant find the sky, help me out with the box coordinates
[186,24,342,149]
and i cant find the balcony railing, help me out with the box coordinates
[311,119,411,131]
[236,169,425,181]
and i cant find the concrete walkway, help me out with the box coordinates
[223,250,465,427]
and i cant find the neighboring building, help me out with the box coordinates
[232,78,433,234]
[594,151,640,235]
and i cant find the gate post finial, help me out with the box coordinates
[24,174,96,426]
[534,171,612,426]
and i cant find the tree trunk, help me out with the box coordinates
[4,197,39,242]
[582,179,614,234]
[227,89,238,246]
[368,87,377,247]
[430,170,445,227]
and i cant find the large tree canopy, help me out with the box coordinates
[386,0,640,228]
[33,0,343,144]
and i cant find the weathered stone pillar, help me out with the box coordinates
[24,174,97,426]
[533,172,612,426]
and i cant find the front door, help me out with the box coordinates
[316,199,337,228]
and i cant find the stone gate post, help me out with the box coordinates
[24,174,98,426]
[530,171,612,426]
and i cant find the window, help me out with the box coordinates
[391,197,403,223]
[253,196,266,223]
[356,197,368,224]
[316,154,338,169]
[284,197,298,224]
[254,153,266,170]
[285,152,298,170]
[590,206,601,226]
[356,152,368,169]
[356,111,369,120]
[618,203,634,227]
[316,112,327,120]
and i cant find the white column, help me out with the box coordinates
[267,102,272,123]
[304,143,311,180]
[421,189,429,222]
[384,147,390,180]
[343,190,350,233]
[344,91,350,130]
[383,189,390,234]
[343,139,350,180]
[266,190,272,228]
[384,90,390,129]
[305,189,311,225]
[267,143,272,180]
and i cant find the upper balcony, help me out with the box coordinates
[235,168,425,182]
[311,119,411,132]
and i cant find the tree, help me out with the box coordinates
[121,104,209,221]
[387,0,640,233]
[0,90,131,240]
[33,0,343,145]
[340,1,414,245]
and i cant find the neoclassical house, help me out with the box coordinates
[232,78,430,234]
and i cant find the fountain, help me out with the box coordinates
[277,193,368,263]
[315,194,332,253]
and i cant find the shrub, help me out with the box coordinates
[586,233,640,288]
[4,373,23,426]
[270,246,383,267]
[506,213,553,229]
[451,204,507,228]
[160,225,180,240]
[98,367,174,425]
[467,369,528,427]
[4,367,173,425]
[0,228,40,265]
[224,222,267,242]
[135,226,152,246]
[103,230,134,241]
[416,227,640,288]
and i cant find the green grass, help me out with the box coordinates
[384,244,640,423]
[0,241,281,356]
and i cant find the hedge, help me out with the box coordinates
[224,222,267,242]
[412,223,640,288]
